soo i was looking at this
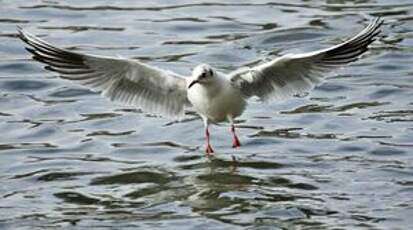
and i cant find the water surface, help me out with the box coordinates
[1,0,413,229]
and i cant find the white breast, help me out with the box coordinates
[187,75,246,123]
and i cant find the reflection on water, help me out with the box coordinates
[1,0,413,229]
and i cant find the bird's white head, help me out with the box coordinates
[188,64,215,89]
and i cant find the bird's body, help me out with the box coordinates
[18,17,383,155]
[187,68,246,123]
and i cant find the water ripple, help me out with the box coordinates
[20,2,313,12]
[39,26,125,32]
[1,1,412,229]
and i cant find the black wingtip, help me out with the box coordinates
[372,16,384,30]
[371,17,384,40]
[16,27,29,43]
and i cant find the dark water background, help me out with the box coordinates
[1,0,412,229]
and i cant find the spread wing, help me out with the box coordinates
[18,29,188,118]
[230,17,383,100]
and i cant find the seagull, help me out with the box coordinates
[18,18,383,155]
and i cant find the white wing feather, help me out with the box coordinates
[18,29,188,118]
[230,18,383,100]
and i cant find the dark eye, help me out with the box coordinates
[209,69,213,76]
[201,72,206,78]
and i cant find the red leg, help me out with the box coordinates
[231,125,241,148]
[205,127,214,155]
